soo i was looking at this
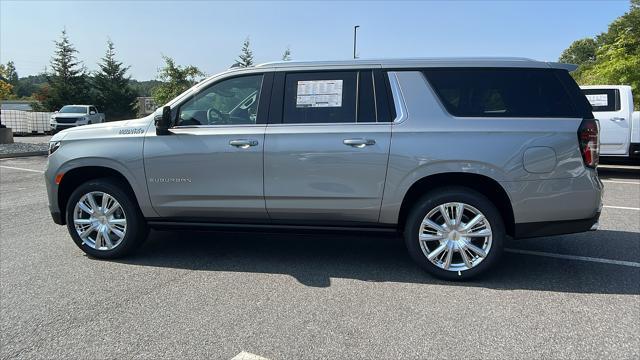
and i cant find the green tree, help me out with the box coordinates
[561,0,640,109]
[93,40,137,120]
[558,38,597,66]
[5,61,18,86]
[282,47,291,61]
[43,29,89,111]
[0,64,13,100]
[234,37,254,67]
[152,55,204,105]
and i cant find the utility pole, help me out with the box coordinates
[353,25,360,59]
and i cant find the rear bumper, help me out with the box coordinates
[630,143,640,158]
[513,211,600,239]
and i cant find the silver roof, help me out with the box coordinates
[254,57,567,70]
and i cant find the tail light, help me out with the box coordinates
[577,119,599,168]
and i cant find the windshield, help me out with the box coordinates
[59,106,87,114]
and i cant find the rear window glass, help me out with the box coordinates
[423,68,579,118]
[582,89,621,112]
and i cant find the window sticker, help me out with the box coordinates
[296,80,343,108]
[585,94,608,107]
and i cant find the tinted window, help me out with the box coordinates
[283,71,357,124]
[582,89,621,112]
[358,71,376,122]
[178,75,263,126]
[59,106,87,114]
[423,68,579,118]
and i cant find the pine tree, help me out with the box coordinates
[44,29,89,111]
[5,61,18,86]
[234,38,254,67]
[152,55,204,105]
[93,40,137,120]
[282,47,291,61]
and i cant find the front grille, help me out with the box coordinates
[55,117,78,124]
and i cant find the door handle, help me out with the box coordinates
[229,139,258,149]
[610,117,626,122]
[343,138,376,148]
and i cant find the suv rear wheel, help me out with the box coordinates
[65,178,148,259]
[404,187,504,280]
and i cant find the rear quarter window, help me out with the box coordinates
[423,68,581,118]
[581,89,621,112]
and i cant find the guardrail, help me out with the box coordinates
[1,110,52,134]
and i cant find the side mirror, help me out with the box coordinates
[154,106,172,135]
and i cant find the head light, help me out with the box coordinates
[48,141,61,156]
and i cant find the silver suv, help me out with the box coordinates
[45,58,603,280]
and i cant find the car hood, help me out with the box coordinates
[51,117,153,142]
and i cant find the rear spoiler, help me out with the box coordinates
[547,62,579,72]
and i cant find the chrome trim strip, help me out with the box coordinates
[387,72,408,123]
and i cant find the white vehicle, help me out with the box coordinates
[581,85,640,162]
[50,105,106,133]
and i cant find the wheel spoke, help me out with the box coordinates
[78,225,94,239]
[422,218,445,233]
[442,244,454,270]
[78,201,93,215]
[463,214,484,231]
[465,241,487,258]
[439,204,453,227]
[419,233,445,242]
[427,242,448,260]
[465,229,492,238]
[86,193,99,213]
[109,218,126,225]
[94,230,103,249]
[459,244,473,269]
[110,226,125,240]
[73,218,92,225]
[454,203,464,228]
[101,193,111,212]
[102,228,114,249]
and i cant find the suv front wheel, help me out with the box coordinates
[404,187,505,280]
[66,178,148,259]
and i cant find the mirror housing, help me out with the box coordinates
[154,106,172,135]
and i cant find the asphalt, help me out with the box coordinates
[1,156,638,359]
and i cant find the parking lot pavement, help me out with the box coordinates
[1,156,639,359]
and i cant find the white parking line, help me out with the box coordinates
[603,205,640,211]
[231,351,270,360]
[0,165,44,173]
[505,248,640,268]
[601,180,640,185]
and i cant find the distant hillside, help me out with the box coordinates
[129,79,162,97]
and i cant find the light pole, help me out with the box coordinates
[353,25,360,59]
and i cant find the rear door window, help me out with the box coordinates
[582,89,621,112]
[423,68,579,118]
[281,70,380,124]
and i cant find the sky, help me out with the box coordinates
[0,0,632,80]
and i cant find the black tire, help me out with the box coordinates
[65,177,148,259]
[404,186,505,281]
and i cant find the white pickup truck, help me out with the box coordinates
[50,105,105,134]
[581,85,640,163]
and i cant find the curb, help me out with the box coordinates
[0,151,48,159]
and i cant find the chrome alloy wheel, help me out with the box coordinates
[418,202,492,272]
[73,191,127,250]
